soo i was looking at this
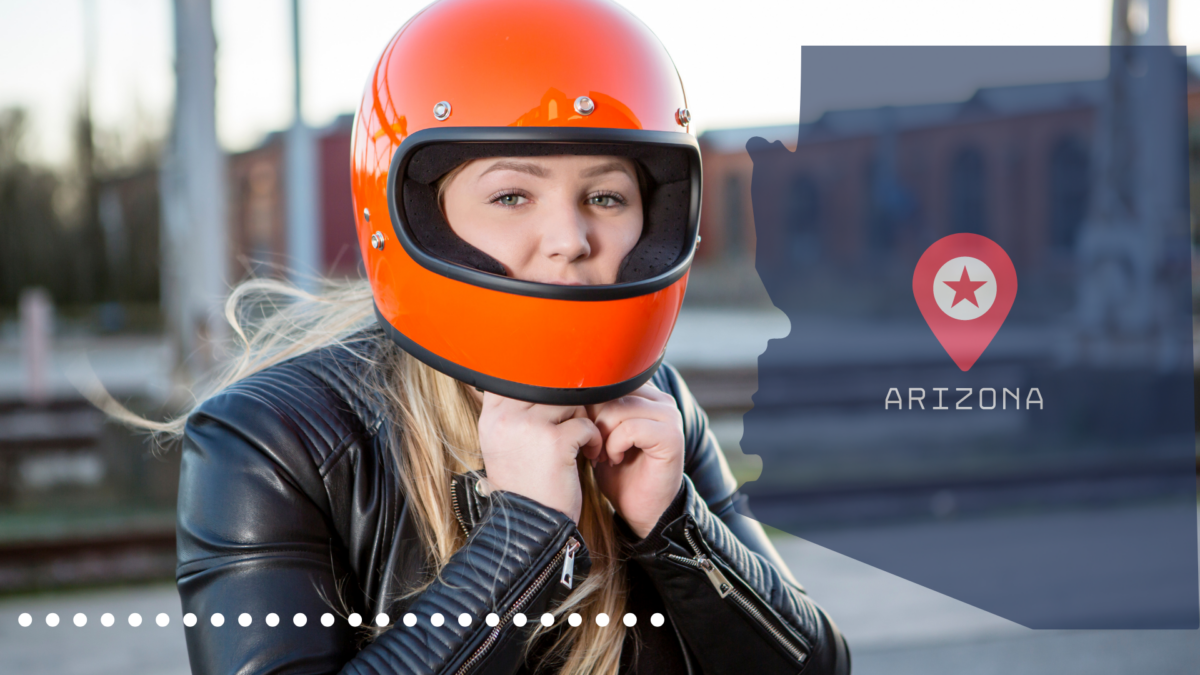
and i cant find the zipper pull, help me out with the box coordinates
[560,537,581,589]
[696,554,735,598]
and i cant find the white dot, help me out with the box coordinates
[156,613,170,627]
[623,613,637,627]
[46,613,60,627]
[376,613,390,627]
[485,613,499,627]
[73,613,87,627]
[18,613,32,627]
[430,613,444,627]
[266,613,280,627]
[101,613,115,627]
[238,613,252,627]
[348,613,362,627]
[568,613,582,627]
[651,613,665,627]
[207,613,221,628]
[293,613,307,627]
[183,613,197,628]
[458,613,471,627]
[129,613,143,627]
[513,613,527,627]
[540,613,554,627]
[321,613,335,627]
[596,613,610,627]
[402,613,416,627]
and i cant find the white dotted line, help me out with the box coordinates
[17,611,667,628]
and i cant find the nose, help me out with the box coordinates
[537,199,591,264]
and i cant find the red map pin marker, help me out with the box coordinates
[913,233,1017,371]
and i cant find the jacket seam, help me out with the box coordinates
[176,547,332,578]
[317,428,362,478]
[190,393,326,513]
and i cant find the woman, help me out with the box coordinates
[140,1,850,673]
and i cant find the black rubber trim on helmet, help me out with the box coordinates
[385,126,702,302]
[374,303,664,405]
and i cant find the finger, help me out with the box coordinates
[482,391,535,411]
[625,381,672,402]
[592,395,677,437]
[590,383,669,415]
[520,402,586,424]
[558,417,602,458]
[603,418,669,465]
[578,427,604,462]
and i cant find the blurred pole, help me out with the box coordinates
[286,0,321,291]
[79,0,106,304]
[160,0,229,384]
[19,288,53,405]
[1140,0,1169,46]
[1070,0,1186,369]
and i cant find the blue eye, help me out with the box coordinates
[588,192,625,207]
[491,191,528,207]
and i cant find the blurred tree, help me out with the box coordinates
[0,107,76,308]
[0,105,161,316]
[69,98,108,305]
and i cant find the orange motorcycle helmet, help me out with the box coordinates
[351,0,702,405]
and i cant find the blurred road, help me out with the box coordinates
[776,527,1200,674]
[1,511,1196,674]
[0,583,189,675]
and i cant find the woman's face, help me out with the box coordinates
[441,155,643,286]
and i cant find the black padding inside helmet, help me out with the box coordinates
[403,181,509,276]
[400,142,693,283]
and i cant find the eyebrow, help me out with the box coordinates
[476,159,634,180]
[579,161,634,180]
[479,160,549,178]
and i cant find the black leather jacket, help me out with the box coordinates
[176,332,850,674]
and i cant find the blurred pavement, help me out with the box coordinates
[0,335,174,402]
[776,521,1200,674]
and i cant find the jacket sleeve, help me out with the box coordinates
[613,364,851,675]
[176,382,590,675]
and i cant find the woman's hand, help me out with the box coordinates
[588,383,686,539]
[477,393,601,524]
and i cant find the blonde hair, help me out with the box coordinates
[99,275,635,674]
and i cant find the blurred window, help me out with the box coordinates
[1048,135,1089,252]
[949,146,987,236]
[787,172,821,263]
[724,173,744,257]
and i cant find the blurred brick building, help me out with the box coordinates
[226,113,361,282]
[696,81,1108,278]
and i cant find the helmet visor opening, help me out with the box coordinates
[386,127,702,300]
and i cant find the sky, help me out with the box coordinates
[0,0,1198,168]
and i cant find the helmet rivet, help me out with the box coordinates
[433,101,452,121]
[370,231,386,250]
[676,108,691,126]
[574,96,595,116]
[363,207,370,223]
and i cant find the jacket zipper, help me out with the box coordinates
[664,523,809,667]
[450,478,471,538]
[453,536,581,675]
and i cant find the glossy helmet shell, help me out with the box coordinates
[350,0,701,404]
